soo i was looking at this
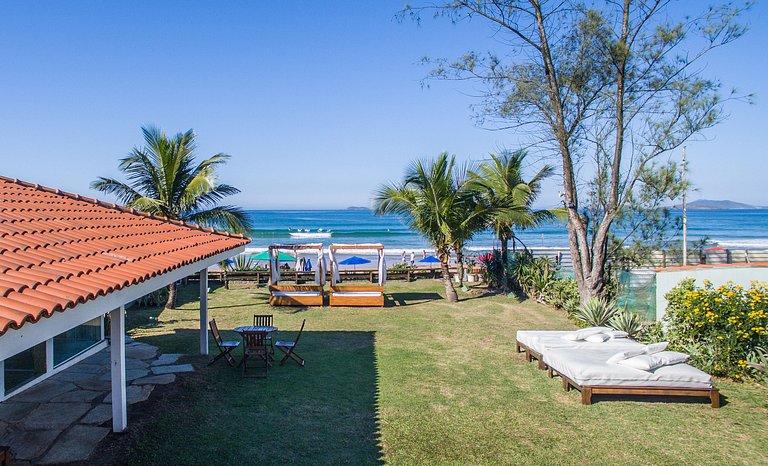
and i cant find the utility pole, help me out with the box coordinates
[681,146,688,266]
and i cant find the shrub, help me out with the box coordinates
[388,263,414,273]
[610,309,643,337]
[663,279,768,380]
[511,254,557,301]
[479,250,506,289]
[572,298,620,327]
[543,278,579,311]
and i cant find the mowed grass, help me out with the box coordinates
[104,280,768,465]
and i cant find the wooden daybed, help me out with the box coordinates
[328,244,386,307]
[268,244,326,307]
[515,330,720,407]
[329,285,384,307]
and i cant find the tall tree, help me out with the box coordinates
[375,152,484,302]
[404,1,748,300]
[92,125,250,308]
[468,150,557,286]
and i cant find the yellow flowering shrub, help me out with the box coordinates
[664,278,768,380]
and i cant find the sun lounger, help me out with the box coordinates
[542,346,719,407]
[515,330,643,370]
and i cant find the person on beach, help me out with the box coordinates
[410,251,415,267]
[422,249,426,259]
[401,251,406,264]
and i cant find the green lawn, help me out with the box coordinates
[104,280,768,465]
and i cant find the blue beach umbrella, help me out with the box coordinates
[418,255,441,263]
[339,255,371,271]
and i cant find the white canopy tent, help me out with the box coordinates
[328,243,386,307]
[268,244,326,306]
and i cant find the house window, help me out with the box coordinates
[4,342,46,393]
[53,317,103,366]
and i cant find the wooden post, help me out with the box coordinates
[200,268,209,355]
[110,306,127,432]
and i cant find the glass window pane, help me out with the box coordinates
[4,342,46,393]
[53,317,102,366]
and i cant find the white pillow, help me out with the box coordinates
[607,349,646,364]
[654,351,690,365]
[606,330,628,339]
[562,327,612,341]
[585,333,610,343]
[617,354,663,371]
[617,351,691,372]
[644,342,669,355]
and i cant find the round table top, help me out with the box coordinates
[233,325,278,333]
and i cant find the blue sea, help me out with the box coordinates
[243,208,768,254]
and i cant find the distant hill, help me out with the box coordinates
[346,206,370,211]
[674,199,757,210]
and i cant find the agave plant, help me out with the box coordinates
[610,309,643,337]
[572,298,620,327]
[228,254,256,271]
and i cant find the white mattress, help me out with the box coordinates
[543,346,713,389]
[516,330,644,355]
[332,292,382,297]
[272,291,321,297]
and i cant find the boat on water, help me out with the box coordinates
[288,228,332,239]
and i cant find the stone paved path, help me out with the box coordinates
[0,341,191,465]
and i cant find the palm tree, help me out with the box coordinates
[468,150,559,288]
[447,164,489,287]
[375,153,482,302]
[92,125,251,308]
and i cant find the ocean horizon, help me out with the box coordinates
[242,208,768,255]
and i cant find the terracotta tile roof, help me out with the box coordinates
[0,176,250,336]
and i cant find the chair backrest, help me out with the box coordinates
[253,314,273,327]
[293,319,307,345]
[242,331,268,354]
[209,319,223,345]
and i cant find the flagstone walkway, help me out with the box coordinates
[0,341,194,465]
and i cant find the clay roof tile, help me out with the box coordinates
[0,176,249,336]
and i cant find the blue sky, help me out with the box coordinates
[0,1,765,209]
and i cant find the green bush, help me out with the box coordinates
[543,278,580,312]
[663,278,768,381]
[388,263,415,273]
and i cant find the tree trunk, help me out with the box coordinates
[456,249,465,287]
[438,248,458,302]
[165,282,177,309]
[500,234,509,291]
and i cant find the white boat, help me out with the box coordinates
[289,228,332,239]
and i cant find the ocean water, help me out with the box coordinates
[243,208,768,254]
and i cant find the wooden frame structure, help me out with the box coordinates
[268,244,325,307]
[328,244,386,307]
[515,338,720,407]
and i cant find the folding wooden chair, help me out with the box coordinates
[253,314,275,354]
[208,319,240,367]
[274,319,306,367]
[242,330,271,378]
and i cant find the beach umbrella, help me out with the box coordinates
[339,255,371,271]
[250,250,295,261]
[418,255,441,263]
